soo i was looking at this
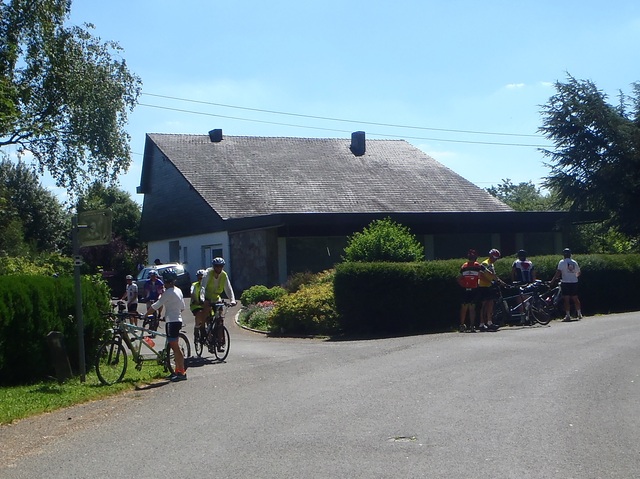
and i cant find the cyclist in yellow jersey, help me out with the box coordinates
[199,257,237,352]
[477,248,506,331]
[190,269,206,343]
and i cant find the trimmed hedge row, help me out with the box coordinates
[0,275,111,385]
[334,255,640,335]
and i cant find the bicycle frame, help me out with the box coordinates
[494,285,532,325]
[109,319,170,366]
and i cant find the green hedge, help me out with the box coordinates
[0,275,111,385]
[334,255,640,335]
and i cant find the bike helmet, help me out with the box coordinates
[563,248,572,258]
[489,248,501,259]
[517,249,527,260]
[148,269,158,276]
[161,268,178,283]
[212,257,226,266]
[125,274,133,280]
[467,249,478,260]
[196,269,206,276]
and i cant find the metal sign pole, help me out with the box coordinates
[72,216,86,382]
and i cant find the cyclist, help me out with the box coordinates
[143,269,165,316]
[151,269,187,381]
[190,269,206,344]
[457,249,484,332]
[477,248,505,331]
[120,274,139,325]
[551,248,583,321]
[199,257,237,352]
[511,249,537,324]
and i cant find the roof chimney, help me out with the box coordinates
[208,129,223,142]
[350,131,365,156]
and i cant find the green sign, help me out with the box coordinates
[77,209,112,247]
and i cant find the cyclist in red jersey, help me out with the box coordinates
[457,249,485,332]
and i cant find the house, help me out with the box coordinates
[138,130,581,292]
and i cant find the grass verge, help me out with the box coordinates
[0,364,167,425]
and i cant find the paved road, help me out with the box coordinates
[2,309,640,478]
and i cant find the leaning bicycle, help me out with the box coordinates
[492,280,552,327]
[194,301,230,361]
[95,308,191,385]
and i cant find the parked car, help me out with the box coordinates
[136,263,192,299]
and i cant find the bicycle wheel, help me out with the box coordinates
[213,325,230,361]
[166,332,192,374]
[194,328,204,357]
[491,300,509,327]
[95,339,128,385]
[530,297,552,325]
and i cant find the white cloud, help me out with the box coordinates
[505,83,526,89]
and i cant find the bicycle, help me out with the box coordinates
[492,280,552,327]
[95,306,191,385]
[536,281,564,319]
[142,307,161,336]
[194,301,230,361]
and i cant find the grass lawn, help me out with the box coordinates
[0,364,167,425]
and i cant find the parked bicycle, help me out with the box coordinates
[537,281,564,319]
[95,304,191,385]
[194,301,230,361]
[492,280,553,327]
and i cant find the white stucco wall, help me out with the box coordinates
[147,231,231,280]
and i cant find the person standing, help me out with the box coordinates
[477,248,505,331]
[151,269,187,381]
[457,249,484,332]
[551,248,582,321]
[511,249,536,324]
[511,249,536,285]
[120,274,139,325]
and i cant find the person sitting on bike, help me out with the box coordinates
[199,257,237,352]
[190,269,206,344]
[143,269,165,316]
[511,249,537,324]
[151,269,187,382]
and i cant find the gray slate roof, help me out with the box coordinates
[148,133,513,220]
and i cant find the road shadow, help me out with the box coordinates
[185,356,224,368]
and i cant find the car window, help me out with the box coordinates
[137,268,150,281]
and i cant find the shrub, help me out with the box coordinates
[343,217,424,262]
[0,274,111,385]
[240,285,287,305]
[240,301,276,330]
[282,271,316,293]
[269,280,339,336]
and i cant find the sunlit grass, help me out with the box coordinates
[0,364,167,425]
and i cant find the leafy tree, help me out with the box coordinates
[486,179,558,211]
[343,217,424,262]
[0,0,142,193]
[0,157,69,253]
[539,75,640,237]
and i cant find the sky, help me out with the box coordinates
[44,0,640,203]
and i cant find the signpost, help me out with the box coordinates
[73,209,112,382]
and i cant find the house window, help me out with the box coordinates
[169,241,180,263]
[202,244,223,268]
